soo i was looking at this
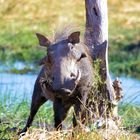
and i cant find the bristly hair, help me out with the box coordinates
[52,24,83,43]
[51,24,93,62]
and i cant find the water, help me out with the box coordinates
[118,76,140,105]
[0,72,140,105]
[0,73,37,104]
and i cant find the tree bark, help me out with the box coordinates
[84,0,117,118]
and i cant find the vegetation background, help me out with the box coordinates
[0,0,140,139]
[0,0,139,77]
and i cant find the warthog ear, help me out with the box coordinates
[68,31,80,44]
[36,33,51,47]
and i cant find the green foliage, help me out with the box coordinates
[0,97,53,139]
[108,0,140,77]
[0,0,140,76]
[1,97,140,140]
[119,104,140,128]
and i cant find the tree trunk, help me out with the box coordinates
[84,0,117,118]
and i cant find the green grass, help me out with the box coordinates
[0,90,140,140]
[0,99,140,139]
[0,0,140,76]
[0,98,53,139]
[108,0,140,77]
[119,104,140,129]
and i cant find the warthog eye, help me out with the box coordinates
[77,52,87,61]
[68,43,74,50]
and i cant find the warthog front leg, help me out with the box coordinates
[19,80,47,134]
[73,103,86,127]
[73,94,88,128]
[19,95,47,134]
[53,98,71,130]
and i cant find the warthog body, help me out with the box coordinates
[20,29,94,134]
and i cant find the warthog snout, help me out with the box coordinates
[52,70,81,94]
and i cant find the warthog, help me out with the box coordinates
[20,29,94,134]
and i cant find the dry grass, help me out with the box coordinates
[0,0,85,35]
[19,127,139,140]
[1,0,139,37]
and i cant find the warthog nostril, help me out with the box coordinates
[70,73,76,78]
[52,76,57,82]
[52,76,54,81]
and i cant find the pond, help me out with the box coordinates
[0,72,140,105]
[0,73,36,105]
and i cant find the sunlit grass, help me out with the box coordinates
[19,128,139,140]
[0,93,140,140]
[0,0,139,68]
[0,96,53,139]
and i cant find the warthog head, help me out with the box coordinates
[36,31,87,95]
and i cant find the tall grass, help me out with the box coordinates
[0,92,53,140]
[0,88,140,139]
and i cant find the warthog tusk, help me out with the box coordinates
[75,70,81,84]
